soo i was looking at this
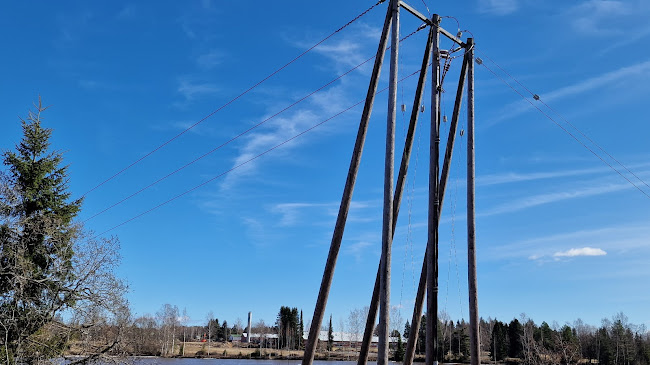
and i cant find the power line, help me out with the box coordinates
[479,52,650,193]
[477,56,650,200]
[93,68,425,238]
[80,1,385,198]
[83,26,427,223]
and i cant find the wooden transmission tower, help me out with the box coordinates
[301,1,480,365]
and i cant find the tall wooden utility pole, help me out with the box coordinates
[302,4,479,365]
[301,4,393,365]
[357,22,434,365]
[466,37,481,365]
[403,48,468,365]
[378,0,399,364]
[426,13,441,365]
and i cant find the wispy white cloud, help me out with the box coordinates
[271,202,331,226]
[117,4,136,20]
[344,240,374,262]
[177,78,220,102]
[553,247,606,257]
[479,166,601,186]
[217,78,360,190]
[567,0,631,36]
[54,10,93,48]
[482,181,632,216]
[311,40,366,71]
[542,61,650,103]
[488,60,650,125]
[290,22,376,75]
[479,162,650,186]
[478,0,519,16]
[197,50,223,70]
[270,200,377,227]
[487,223,650,262]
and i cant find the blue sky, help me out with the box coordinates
[1,0,649,331]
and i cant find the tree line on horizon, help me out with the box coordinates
[399,312,650,365]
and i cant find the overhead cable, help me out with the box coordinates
[478,55,650,200]
[80,1,384,198]
[83,26,427,223]
[480,52,650,193]
[93,67,425,238]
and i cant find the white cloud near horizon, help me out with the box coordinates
[553,247,607,257]
[486,222,650,263]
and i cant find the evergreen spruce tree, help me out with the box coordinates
[404,320,411,339]
[393,334,405,361]
[1,99,82,362]
[327,314,334,351]
[0,99,127,364]
[299,310,304,349]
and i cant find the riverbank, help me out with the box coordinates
[169,342,386,361]
[68,341,397,361]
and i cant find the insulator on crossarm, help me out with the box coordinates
[401,104,406,112]
[420,105,425,113]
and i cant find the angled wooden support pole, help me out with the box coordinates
[378,0,400,364]
[357,21,435,365]
[404,33,470,365]
[301,5,393,365]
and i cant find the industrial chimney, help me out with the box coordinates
[247,311,252,343]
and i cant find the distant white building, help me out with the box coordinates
[242,332,279,347]
[304,331,404,348]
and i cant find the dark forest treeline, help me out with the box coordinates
[480,312,650,365]
[407,312,650,365]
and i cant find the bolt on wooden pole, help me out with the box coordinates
[378,0,399,364]
[301,5,393,365]
[357,20,435,365]
[466,37,481,365]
